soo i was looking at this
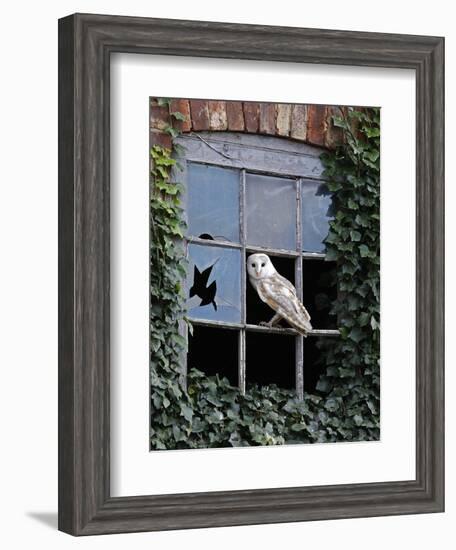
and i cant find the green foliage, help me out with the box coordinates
[316,107,380,440]
[150,104,380,450]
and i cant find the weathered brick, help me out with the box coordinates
[276,103,291,136]
[306,105,327,147]
[150,129,172,150]
[324,105,345,149]
[208,101,228,131]
[290,104,307,141]
[243,102,260,133]
[226,101,245,131]
[150,103,170,131]
[169,99,191,132]
[190,100,210,131]
[259,103,276,135]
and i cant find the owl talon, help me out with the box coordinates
[259,321,272,327]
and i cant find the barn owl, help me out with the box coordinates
[247,253,313,337]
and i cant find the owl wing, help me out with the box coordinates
[257,274,313,336]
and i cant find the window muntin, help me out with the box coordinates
[179,133,339,398]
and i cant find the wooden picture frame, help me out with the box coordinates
[58,13,444,535]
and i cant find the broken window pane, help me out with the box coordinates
[186,162,240,243]
[301,180,333,253]
[186,243,241,323]
[245,173,297,250]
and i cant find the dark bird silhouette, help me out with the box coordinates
[189,260,219,311]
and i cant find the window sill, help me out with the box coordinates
[189,317,339,337]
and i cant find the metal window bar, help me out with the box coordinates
[295,178,304,399]
[239,169,246,394]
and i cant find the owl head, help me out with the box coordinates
[247,253,276,280]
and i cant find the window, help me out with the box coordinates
[177,132,339,398]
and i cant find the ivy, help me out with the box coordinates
[150,103,380,450]
[316,107,380,438]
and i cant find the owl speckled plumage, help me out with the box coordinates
[247,253,313,336]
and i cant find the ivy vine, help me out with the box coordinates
[150,102,380,450]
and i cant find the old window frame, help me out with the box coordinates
[176,131,339,398]
[58,14,444,535]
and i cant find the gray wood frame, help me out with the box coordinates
[58,13,445,536]
[179,132,339,398]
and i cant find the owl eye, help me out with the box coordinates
[261,262,265,267]
[252,263,256,268]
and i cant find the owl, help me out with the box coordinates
[247,253,313,337]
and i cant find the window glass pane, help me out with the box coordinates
[186,162,240,243]
[301,181,333,253]
[245,173,296,250]
[187,243,241,323]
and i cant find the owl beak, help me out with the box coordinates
[255,269,261,277]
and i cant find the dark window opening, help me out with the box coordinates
[246,254,295,326]
[246,332,295,389]
[302,260,337,329]
[303,337,326,393]
[188,326,238,386]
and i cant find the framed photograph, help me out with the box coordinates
[58,13,444,535]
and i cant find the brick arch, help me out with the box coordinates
[150,98,345,151]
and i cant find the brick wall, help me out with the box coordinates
[150,98,345,150]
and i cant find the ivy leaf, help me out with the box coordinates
[163,125,180,138]
[363,149,380,163]
[333,116,348,129]
[170,111,188,122]
[172,425,182,441]
[349,327,364,343]
[291,423,307,432]
[364,127,380,138]
[350,230,361,242]
[355,213,369,227]
[162,396,171,408]
[353,415,364,426]
[370,316,380,330]
[180,404,193,422]
[316,378,331,392]
[324,398,339,412]
[359,244,370,257]
[358,312,370,326]
[325,247,339,261]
